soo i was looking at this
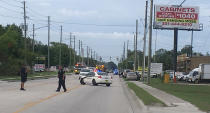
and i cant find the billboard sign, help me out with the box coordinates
[154,5,200,30]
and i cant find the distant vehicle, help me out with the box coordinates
[126,72,140,81]
[113,69,118,75]
[165,70,174,79]
[80,72,112,87]
[123,69,131,78]
[34,64,45,72]
[151,63,163,78]
[74,63,86,74]
[79,69,91,80]
[187,64,210,83]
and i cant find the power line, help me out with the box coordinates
[0,0,22,8]
[0,4,22,14]
[0,14,23,19]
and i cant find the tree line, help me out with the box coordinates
[0,24,99,76]
[118,45,205,71]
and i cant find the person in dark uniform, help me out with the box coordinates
[20,65,27,91]
[56,66,67,92]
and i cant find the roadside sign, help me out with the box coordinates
[154,5,200,30]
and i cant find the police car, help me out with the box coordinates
[80,71,112,87]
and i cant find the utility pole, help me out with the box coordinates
[147,0,153,84]
[136,20,138,71]
[79,40,81,62]
[59,25,62,66]
[154,29,157,62]
[94,51,96,60]
[134,34,136,71]
[32,24,35,53]
[81,41,84,64]
[142,0,148,81]
[23,1,27,65]
[87,46,89,66]
[48,16,50,69]
[191,30,194,57]
[73,36,76,65]
[127,40,129,58]
[69,32,72,67]
[123,42,125,60]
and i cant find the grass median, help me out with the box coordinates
[0,71,58,81]
[127,82,166,106]
[150,78,210,111]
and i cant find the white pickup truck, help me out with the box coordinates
[187,64,210,83]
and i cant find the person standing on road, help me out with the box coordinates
[56,66,67,92]
[20,65,27,91]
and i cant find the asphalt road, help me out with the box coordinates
[0,74,144,113]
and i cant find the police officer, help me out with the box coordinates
[20,65,27,91]
[56,66,67,92]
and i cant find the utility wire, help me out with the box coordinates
[0,0,22,8]
[0,4,22,14]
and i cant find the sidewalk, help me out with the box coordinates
[131,81,205,113]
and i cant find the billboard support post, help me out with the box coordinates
[173,28,178,83]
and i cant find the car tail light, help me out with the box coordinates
[98,76,102,78]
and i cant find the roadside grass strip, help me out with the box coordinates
[150,78,210,112]
[127,82,166,106]
[0,72,57,81]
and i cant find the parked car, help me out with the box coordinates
[126,72,140,81]
[80,72,112,86]
[123,69,131,78]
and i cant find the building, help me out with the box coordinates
[177,54,210,72]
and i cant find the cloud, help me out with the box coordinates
[58,8,98,17]
[39,2,51,7]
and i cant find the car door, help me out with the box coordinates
[84,72,95,83]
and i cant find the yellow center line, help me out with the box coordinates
[13,85,82,113]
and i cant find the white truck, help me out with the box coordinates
[151,63,163,78]
[187,64,210,83]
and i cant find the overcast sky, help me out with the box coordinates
[0,0,210,64]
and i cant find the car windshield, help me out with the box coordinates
[97,72,108,76]
[81,69,90,72]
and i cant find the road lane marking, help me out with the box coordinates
[13,85,82,113]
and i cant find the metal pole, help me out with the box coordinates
[48,16,50,69]
[191,30,193,57]
[173,28,178,83]
[59,25,62,66]
[147,0,153,84]
[142,0,148,81]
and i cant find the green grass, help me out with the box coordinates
[0,71,57,81]
[149,78,210,111]
[127,82,166,106]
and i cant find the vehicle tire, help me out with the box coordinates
[92,79,97,86]
[106,84,110,87]
[194,79,199,84]
[80,78,85,85]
